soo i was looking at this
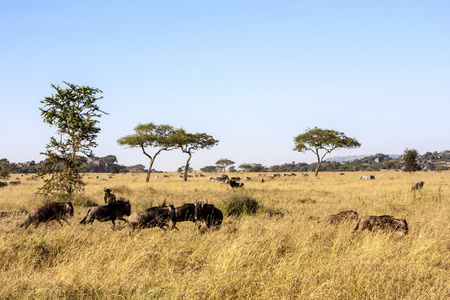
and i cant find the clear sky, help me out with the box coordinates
[1,1,449,171]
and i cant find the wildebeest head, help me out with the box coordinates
[104,188,113,193]
[65,202,74,217]
[412,181,425,190]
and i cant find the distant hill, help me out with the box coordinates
[325,154,401,163]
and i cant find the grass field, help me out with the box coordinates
[0,171,448,299]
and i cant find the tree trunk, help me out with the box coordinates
[183,153,192,182]
[315,149,321,176]
[146,158,155,183]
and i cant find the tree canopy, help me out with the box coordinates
[403,148,420,173]
[294,127,361,176]
[117,123,177,182]
[215,159,235,172]
[38,82,105,198]
[172,129,219,181]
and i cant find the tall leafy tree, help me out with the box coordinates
[38,82,105,198]
[215,158,235,172]
[117,123,177,182]
[173,129,219,181]
[0,159,10,179]
[294,127,361,176]
[403,148,420,173]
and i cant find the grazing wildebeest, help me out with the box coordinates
[360,175,375,180]
[103,188,117,204]
[0,182,7,188]
[80,200,131,227]
[20,202,74,229]
[126,204,175,235]
[9,181,21,185]
[244,177,252,181]
[412,181,425,190]
[321,210,358,224]
[353,215,408,235]
[194,201,223,230]
[229,180,244,188]
[170,203,196,230]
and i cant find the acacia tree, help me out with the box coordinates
[294,127,361,176]
[173,129,219,181]
[38,82,105,198]
[403,148,420,173]
[215,159,235,172]
[117,123,177,182]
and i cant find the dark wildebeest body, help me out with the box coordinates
[412,181,425,190]
[9,181,21,185]
[0,182,7,188]
[229,180,244,188]
[80,200,131,227]
[360,175,375,180]
[194,201,223,230]
[20,202,74,229]
[127,205,175,235]
[104,188,117,204]
[321,210,358,224]
[170,203,195,230]
[353,215,408,235]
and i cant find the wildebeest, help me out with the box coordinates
[170,203,196,230]
[194,201,223,230]
[126,204,175,235]
[230,176,241,181]
[229,180,244,188]
[0,181,7,188]
[412,181,425,190]
[9,181,21,185]
[321,210,359,224]
[80,200,131,227]
[360,175,375,180]
[353,215,408,235]
[20,202,74,229]
[103,188,117,204]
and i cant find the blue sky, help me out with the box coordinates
[1,1,449,171]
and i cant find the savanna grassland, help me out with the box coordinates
[0,172,448,299]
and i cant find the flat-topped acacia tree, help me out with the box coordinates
[117,123,177,182]
[171,129,219,181]
[294,127,361,176]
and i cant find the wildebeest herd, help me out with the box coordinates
[17,188,223,235]
[15,180,416,236]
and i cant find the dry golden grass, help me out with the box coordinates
[0,172,449,299]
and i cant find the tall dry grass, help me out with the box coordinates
[0,172,448,299]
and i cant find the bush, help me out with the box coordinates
[72,196,99,207]
[221,194,260,217]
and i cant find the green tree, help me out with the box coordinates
[102,155,118,164]
[200,165,218,173]
[173,129,219,181]
[0,159,10,179]
[403,148,420,173]
[215,158,235,172]
[239,163,252,172]
[117,123,177,182]
[38,82,105,198]
[294,127,361,176]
